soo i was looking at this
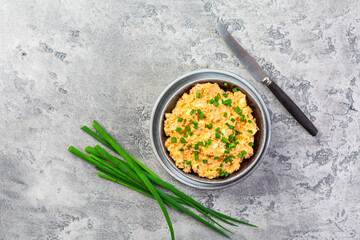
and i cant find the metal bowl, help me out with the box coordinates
[150,69,271,189]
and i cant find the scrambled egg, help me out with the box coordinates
[164,83,258,179]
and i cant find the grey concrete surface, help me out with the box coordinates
[1,0,359,239]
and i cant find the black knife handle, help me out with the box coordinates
[267,80,318,136]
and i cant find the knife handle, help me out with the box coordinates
[266,80,318,136]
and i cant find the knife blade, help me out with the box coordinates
[216,21,318,136]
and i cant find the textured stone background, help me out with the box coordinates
[1,0,359,239]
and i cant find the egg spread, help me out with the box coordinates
[164,83,258,179]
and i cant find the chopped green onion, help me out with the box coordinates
[224,83,227,86]
[196,93,201,98]
[228,135,234,142]
[238,152,246,158]
[209,99,214,104]
[223,112,227,117]
[206,124,213,129]
[229,143,236,149]
[202,159,207,163]
[171,137,177,143]
[225,123,235,130]
[248,119,252,123]
[222,99,232,105]
[194,125,198,130]
[188,130,193,136]
[214,96,219,102]
[231,118,235,122]
[190,109,195,115]
[249,142,254,147]
[197,165,199,169]
[240,117,245,122]
[187,144,192,148]
[220,164,223,167]
[186,160,191,165]
[213,102,219,107]
[176,127,182,132]
[177,117,183,122]
[222,93,228,98]
[197,109,202,114]
[224,149,229,153]
[180,138,186,143]
[179,149,184,152]
[214,156,220,160]
[185,125,190,131]
[198,141,204,146]
[194,144,199,150]
[198,113,205,119]
[183,132,188,138]
[232,87,238,92]
[234,106,241,113]
[215,127,220,132]
[248,130,253,134]
[206,139,212,146]
[194,150,198,155]
[191,121,198,126]
[241,150,247,155]
[215,132,220,138]
[221,137,227,143]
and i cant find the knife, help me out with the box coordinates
[216,21,318,136]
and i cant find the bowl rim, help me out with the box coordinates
[150,69,271,189]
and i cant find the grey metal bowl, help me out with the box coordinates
[150,69,271,189]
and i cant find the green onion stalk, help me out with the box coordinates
[68,121,257,240]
